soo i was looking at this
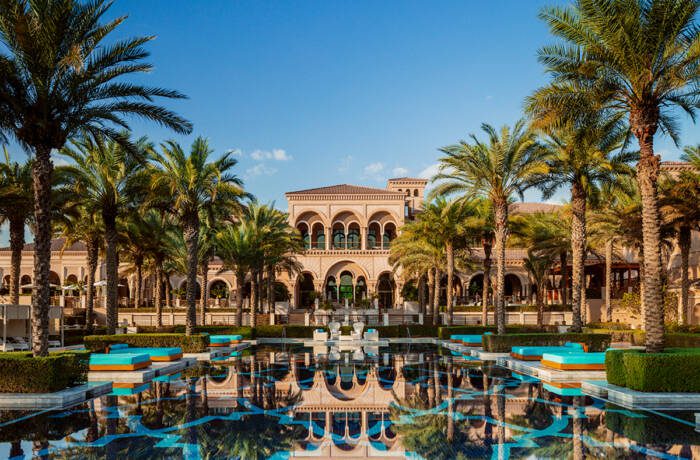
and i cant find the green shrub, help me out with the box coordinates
[482,333,612,352]
[83,333,209,353]
[605,405,700,444]
[253,325,316,338]
[0,351,89,393]
[586,321,631,330]
[437,325,550,340]
[606,348,700,392]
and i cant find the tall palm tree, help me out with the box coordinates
[0,0,191,356]
[121,212,152,309]
[659,169,700,325]
[417,197,474,324]
[522,251,555,327]
[530,112,636,331]
[217,224,257,326]
[61,134,149,334]
[469,198,495,325]
[530,0,700,351]
[433,120,548,334]
[55,206,103,332]
[0,147,32,304]
[149,137,247,335]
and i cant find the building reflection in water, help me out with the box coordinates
[0,346,699,459]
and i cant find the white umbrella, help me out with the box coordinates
[62,284,82,291]
[21,283,59,289]
[93,281,125,287]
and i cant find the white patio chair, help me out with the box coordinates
[351,321,365,341]
[10,337,29,351]
[328,321,341,341]
[363,328,379,342]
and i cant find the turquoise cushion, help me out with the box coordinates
[450,334,482,343]
[564,342,585,350]
[111,347,181,358]
[543,383,582,396]
[541,351,606,364]
[90,353,150,365]
[109,343,129,350]
[210,335,243,343]
[511,345,580,357]
[367,329,376,333]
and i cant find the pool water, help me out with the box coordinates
[0,345,698,459]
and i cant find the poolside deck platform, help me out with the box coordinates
[581,380,700,410]
[0,381,112,410]
[499,357,606,382]
[187,342,251,361]
[88,357,196,384]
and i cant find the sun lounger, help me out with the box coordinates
[540,351,606,370]
[110,347,183,362]
[89,353,151,371]
[9,337,29,351]
[313,329,328,341]
[449,332,492,347]
[510,342,585,361]
[363,328,379,341]
[542,381,582,396]
[209,335,243,347]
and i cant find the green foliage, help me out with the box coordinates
[586,321,631,330]
[437,325,549,339]
[0,351,89,393]
[452,304,572,313]
[482,333,611,352]
[606,348,700,392]
[605,404,700,445]
[83,333,209,353]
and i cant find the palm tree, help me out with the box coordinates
[0,147,32,304]
[61,134,150,334]
[149,137,247,335]
[0,0,191,355]
[530,0,700,351]
[55,206,103,332]
[469,198,495,325]
[659,169,700,325]
[433,120,548,334]
[121,212,152,309]
[217,224,257,326]
[529,111,635,331]
[417,197,474,324]
[522,251,554,327]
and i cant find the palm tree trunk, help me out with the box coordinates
[447,363,454,443]
[605,240,613,322]
[446,241,454,326]
[250,272,258,328]
[570,182,586,332]
[493,200,508,335]
[200,259,209,326]
[267,266,275,314]
[135,256,143,309]
[560,251,568,307]
[678,225,691,325]
[235,273,244,326]
[482,240,492,326]
[8,217,24,305]
[30,146,52,356]
[633,118,665,352]
[183,217,200,335]
[85,237,98,333]
[103,211,118,335]
[418,275,426,314]
[164,271,172,308]
[427,269,435,315]
[433,268,441,325]
[536,282,544,328]
[155,260,164,329]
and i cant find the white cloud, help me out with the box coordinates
[53,157,70,167]
[418,163,441,179]
[250,148,291,161]
[226,148,243,156]
[392,166,409,177]
[364,162,384,175]
[246,163,278,177]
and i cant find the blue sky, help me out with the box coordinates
[1,0,699,245]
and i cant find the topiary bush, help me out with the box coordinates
[605,404,700,444]
[83,333,209,353]
[482,333,612,352]
[606,348,700,392]
[0,351,89,393]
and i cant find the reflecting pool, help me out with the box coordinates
[0,345,698,459]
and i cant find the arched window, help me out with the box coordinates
[297,223,310,249]
[312,223,325,249]
[347,223,360,250]
[326,276,338,301]
[355,277,367,301]
[377,274,394,308]
[339,271,353,301]
[413,189,419,197]
[368,222,380,249]
[332,223,345,249]
[383,223,397,249]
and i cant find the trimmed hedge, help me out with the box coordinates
[135,325,255,339]
[605,404,700,444]
[605,348,700,392]
[437,325,552,340]
[482,333,612,352]
[0,351,89,393]
[586,321,631,330]
[83,333,209,353]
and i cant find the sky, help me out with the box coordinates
[2,0,699,245]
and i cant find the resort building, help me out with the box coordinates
[0,167,698,325]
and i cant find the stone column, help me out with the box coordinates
[325,227,331,250]
[361,227,367,250]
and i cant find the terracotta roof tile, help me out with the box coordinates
[0,238,86,252]
[286,184,405,196]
